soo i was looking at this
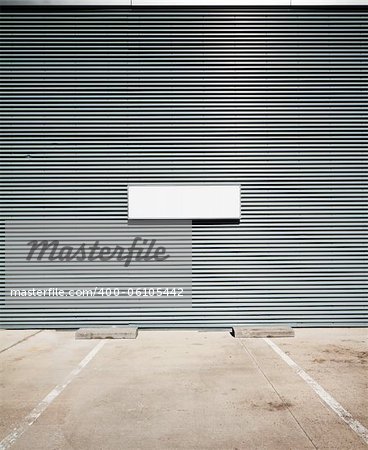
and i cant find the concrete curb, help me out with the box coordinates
[232,326,294,338]
[75,327,138,339]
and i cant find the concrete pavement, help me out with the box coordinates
[0,329,367,449]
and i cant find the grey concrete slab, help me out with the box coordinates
[7,331,314,450]
[232,326,294,338]
[240,337,367,449]
[0,329,366,450]
[270,328,368,430]
[0,330,98,438]
[75,327,138,339]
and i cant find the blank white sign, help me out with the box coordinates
[128,185,241,220]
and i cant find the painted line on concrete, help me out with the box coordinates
[0,340,105,450]
[264,337,368,446]
[0,330,42,355]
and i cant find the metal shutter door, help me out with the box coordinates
[1,7,367,328]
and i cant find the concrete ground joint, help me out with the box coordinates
[0,330,43,355]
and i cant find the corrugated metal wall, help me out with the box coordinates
[1,7,367,328]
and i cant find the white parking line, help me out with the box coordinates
[0,340,105,450]
[264,337,368,446]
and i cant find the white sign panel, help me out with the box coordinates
[128,185,241,220]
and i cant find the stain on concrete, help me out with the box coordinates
[318,345,368,364]
[250,400,293,412]
[313,358,326,363]
[266,401,293,411]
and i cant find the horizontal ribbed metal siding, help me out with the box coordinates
[0,7,367,328]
